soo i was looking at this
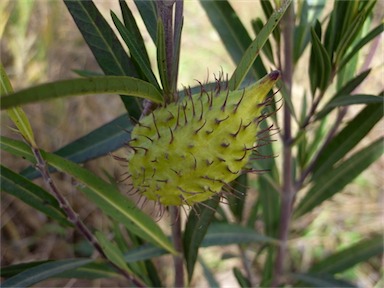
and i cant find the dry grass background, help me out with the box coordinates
[1,0,383,287]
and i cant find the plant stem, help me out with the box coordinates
[170,206,184,287]
[31,147,145,287]
[272,3,294,286]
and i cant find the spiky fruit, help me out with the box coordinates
[127,71,280,206]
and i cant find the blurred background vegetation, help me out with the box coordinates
[1,0,383,287]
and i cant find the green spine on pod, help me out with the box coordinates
[127,70,280,206]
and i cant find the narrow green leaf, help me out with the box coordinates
[228,174,247,222]
[320,94,382,110]
[233,267,252,287]
[1,259,92,288]
[76,188,174,255]
[1,165,70,226]
[119,0,151,66]
[113,223,130,255]
[338,24,383,72]
[95,231,131,273]
[64,0,142,113]
[257,175,281,237]
[0,76,163,110]
[309,26,332,93]
[260,0,281,43]
[156,18,169,96]
[313,103,383,179]
[334,69,371,97]
[144,261,162,287]
[57,262,117,279]
[111,11,159,90]
[199,0,267,82]
[260,0,274,21]
[291,273,356,287]
[0,136,176,254]
[251,18,275,64]
[64,0,136,77]
[295,137,384,217]
[324,1,349,60]
[1,63,37,147]
[228,0,291,90]
[334,1,376,67]
[183,195,220,282]
[1,136,36,163]
[334,14,365,67]
[315,69,372,120]
[22,114,133,179]
[309,235,383,274]
[1,261,52,278]
[133,0,158,43]
[124,243,167,263]
[201,223,278,247]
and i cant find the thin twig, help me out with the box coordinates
[31,147,146,287]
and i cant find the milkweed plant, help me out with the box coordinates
[1,0,383,287]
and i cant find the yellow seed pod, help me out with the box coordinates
[127,71,280,206]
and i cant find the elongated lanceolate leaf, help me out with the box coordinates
[64,0,142,114]
[339,24,383,72]
[228,0,291,90]
[21,114,133,179]
[0,136,176,254]
[201,223,278,247]
[64,0,136,77]
[156,18,170,96]
[111,11,159,90]
[290,273,355,287]
[95,231,131,273]
[1,259,92,288]
[315,69,372,120]
[1,165,70,226]
[309,235,383,274]
[0,76,163,110]
[334,1,376,67]
[56,262,117,280]
[309,26,332,94]
[233,268,252,288]
[320,94,382,110]
[134,0,158,43]
[228,173,247,222]
[312,103,383,179]
[183,195,220,282]
[119,1,151,67]
[295,137,384,217]
[1,63,37,147]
